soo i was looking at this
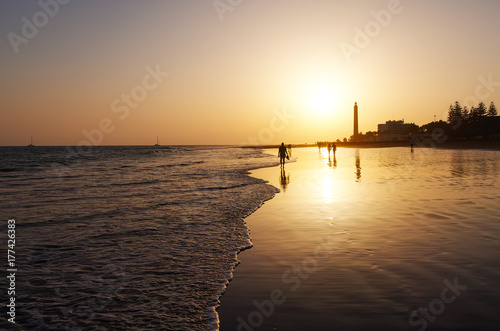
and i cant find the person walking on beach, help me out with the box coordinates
[278,142,289,166]
[327,143,332,156]
[332,142,337,156]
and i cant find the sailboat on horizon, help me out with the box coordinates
[154,136,160,147]
[27,135,35,147]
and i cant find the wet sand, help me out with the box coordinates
[218,147,500,331]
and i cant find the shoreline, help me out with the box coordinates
[240,138,500,150]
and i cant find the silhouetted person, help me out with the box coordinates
[327,143,332,156]
[278,142,289,166]
[409,137,414,151]
[332,142,337,156]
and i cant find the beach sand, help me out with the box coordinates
[218,147,500,331]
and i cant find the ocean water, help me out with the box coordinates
[0,145,279,330]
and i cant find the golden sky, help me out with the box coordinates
[1,0,500,146]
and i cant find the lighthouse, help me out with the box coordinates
[353,102,359,141]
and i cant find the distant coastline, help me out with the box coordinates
[241,139,500,151]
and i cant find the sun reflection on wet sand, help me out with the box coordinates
[219,146,500,331]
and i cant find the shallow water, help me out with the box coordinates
[219,147,500,331]
[0,146,279,330]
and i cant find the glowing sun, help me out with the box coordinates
[310,88,335,113]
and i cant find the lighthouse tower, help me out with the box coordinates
[353,102,359,141]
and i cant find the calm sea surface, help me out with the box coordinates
[0,146,279,330]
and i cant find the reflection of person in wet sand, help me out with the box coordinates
[355,149,361,181]
[278,142,289,166]
[328,154,337,168]
[279,166,290,191]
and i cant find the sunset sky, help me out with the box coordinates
[1,0,500,146]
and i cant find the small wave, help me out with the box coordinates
[157,164,176,168]
[423,212,451,220]
[143,147,175,154]
[0,168,22,172]
[179,161,205,166]
[110,179,163,187]
[200,182,252,191]
[91,227,160,239]
[157,161,204,169]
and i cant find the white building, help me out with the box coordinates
[377,120,414,141]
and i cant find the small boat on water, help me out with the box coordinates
[154,136,160,147]
[27,135,35,147]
